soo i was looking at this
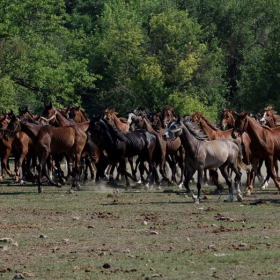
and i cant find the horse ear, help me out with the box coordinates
[50,101,53,107]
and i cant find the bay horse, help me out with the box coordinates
[220,109,235,130]
[163,117,251,204]
[234,111,280,194]
[41,102,95,181]
[4,114,87,193]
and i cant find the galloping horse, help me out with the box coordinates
[4,114,87,193]
[163,117,251,204]
[234,111,280,194]
[41,102,96,181]
[220,109,235,130]
[99,118,157,188]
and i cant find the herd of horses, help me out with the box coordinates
[0,103,279,204]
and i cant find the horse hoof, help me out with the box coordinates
[178,183,183,189]
[156,186,161,190]
[67,189,75,194]
[56,183,62,188]
[237,193,243,202]
[194,198,200,204]
[244,189,251,196]
[224,198,233,202]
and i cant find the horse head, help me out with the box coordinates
[220,109,235,130]
[162,105,176,128]
[162,117,183,141]
[41,102,57,125]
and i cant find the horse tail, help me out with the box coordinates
[233,139,251,171]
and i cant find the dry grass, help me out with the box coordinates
[1,178,280,280]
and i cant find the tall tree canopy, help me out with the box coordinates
[0,0,280,121]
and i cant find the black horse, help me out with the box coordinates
[98,118,158,188]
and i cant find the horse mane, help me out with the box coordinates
[19,116,43,126]
[182,117,208,141]
[200,115,219,131]
[265,107,280,126]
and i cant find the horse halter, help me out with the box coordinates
[40,110,57,125]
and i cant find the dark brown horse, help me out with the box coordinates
[234,111,280,194]
[4,114,87,193]
[220,109,235,130]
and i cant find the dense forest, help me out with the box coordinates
[1,0,280,121]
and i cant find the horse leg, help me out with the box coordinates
[2,149,13,179]
[265,156,280,191]
[219,164,234,202]
[195,166,205,204]
[210,169,224,193]
[231,165,243,202]
[245,157,259,195]
[184,167,197,201]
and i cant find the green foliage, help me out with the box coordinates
[0,0,280,116]
[168,91,218,122]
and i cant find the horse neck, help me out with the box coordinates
[19,121,41,142]
[246,117,267,144]
[267,118,276,128]
[180,123,200,152]
[199,118,216,140]
[74,111,88,123]
[113,115,129,132]
[55,111,72,126]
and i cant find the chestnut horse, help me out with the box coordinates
[4,114,87,193]
[260,106,280,128]
[162,105,176,128]
[234,111,280,194]
[220,109,235,130]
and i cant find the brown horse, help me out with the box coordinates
[162,105,176,128]
[220,109,235,130]
[4,114,87,193]
[41,102,96,181]
[260,106,280,128]
[0,113,14,180]
[68,106,89,123]
[103,108,130,132]
[234,111,280,194]
[41,102,90,132]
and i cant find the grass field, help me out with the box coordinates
[1,177,280,280]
